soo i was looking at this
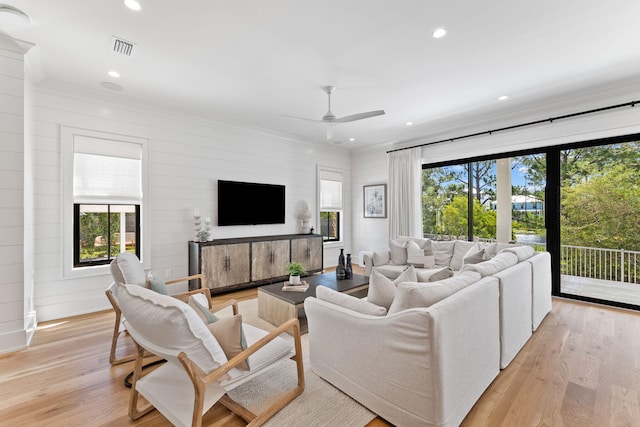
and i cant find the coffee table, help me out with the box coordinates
[257,272,369,331]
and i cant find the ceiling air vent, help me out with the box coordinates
[111,36,136,57]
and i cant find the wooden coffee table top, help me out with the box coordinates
[258,272,369,305]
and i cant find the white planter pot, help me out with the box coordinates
[289,275,301,285]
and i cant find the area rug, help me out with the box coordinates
[222,299,376,427]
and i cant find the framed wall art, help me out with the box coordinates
[363,184,387,218]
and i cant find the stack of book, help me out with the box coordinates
[282,280,309,292]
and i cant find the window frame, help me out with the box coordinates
[317,165,344,245]
[62,127,150,278]
[319,210,341,242]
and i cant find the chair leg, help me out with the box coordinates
[106,289,137,365]
[109,312,137,365]
[128,342,155,421]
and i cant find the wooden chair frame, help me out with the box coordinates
[127,300,304,427]
[106,273,211,365]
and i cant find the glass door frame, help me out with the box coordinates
[421,132,640,311]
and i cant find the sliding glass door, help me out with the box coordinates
[559,141,640,305]
[421,135,640,310]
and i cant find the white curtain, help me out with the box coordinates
[388,147,423,238]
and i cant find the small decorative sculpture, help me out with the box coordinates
[194,208,202,241]
[299,201,312,234]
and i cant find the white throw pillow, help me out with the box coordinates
[427,267,454,282]
[462,242,489,266]
[431,241,456,267]
[406,240,435,268]
[117,283,228,373]
[317,286,387,316]
[389,240,408,265]
[449,240,476,271]
[388,270,482,314]
[367,266,418,310]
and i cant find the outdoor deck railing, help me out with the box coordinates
[560,245,640,285]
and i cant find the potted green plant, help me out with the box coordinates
[286,262,306,285]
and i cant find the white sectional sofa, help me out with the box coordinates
[304,237,552,426]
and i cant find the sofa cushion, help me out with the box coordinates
[372,250,391,266]
[500,245,535,262]
[460,251,519,277]
[432,241,456,267]
[406,240,435,268]
[367,266,418,310]
[317,286,387,316]
[389,240,408,265]
[117,283,228,373]
[449,240,476,271]
[388,270,482,314]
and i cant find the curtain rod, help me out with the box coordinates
[387,99,639,154]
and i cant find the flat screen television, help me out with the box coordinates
[217,180,285,226]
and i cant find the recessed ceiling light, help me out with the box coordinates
[124,0,141,11]
[498,95,509,101]
[349,138,355,142]
[432,28,447,39]
[406,121,413,126]
[108,70,120,78]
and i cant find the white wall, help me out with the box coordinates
[351,145,390,265]
[31,83,352,321]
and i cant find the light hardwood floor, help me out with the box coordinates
[2,275,640,426]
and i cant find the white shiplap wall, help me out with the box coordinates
[31,84,352,321]
[0,35,34,354]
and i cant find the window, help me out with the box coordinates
[62,128,149,277]
[73,204,140,267]
[318,167,343,242]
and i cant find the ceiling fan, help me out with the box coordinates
[282,85,385,123]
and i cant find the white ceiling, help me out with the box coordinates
[3,0,640,148]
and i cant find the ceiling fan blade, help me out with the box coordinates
[333,110,385,123]
[279,113,323,123]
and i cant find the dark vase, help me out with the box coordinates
[336,249,346,280]
[345,253,352,279]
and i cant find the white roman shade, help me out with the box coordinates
[319,169,343,210]
[73,135,142,204]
